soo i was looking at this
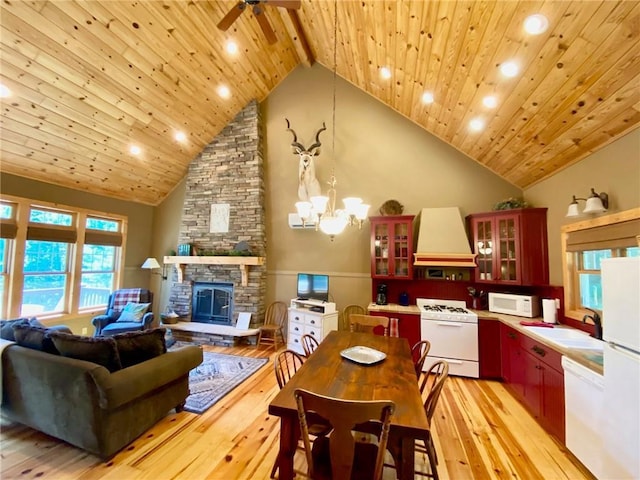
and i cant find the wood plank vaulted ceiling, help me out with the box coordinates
[1,1,639,206]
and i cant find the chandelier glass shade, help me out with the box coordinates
[295,174,369,238]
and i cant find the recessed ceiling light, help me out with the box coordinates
[469,118,484,132]
[130,145,141,155]
[422,91,434,104]
[225,40,239,55]
[524,14,549,35]
[0,84,11,98]
[175,131,187,142]
[500,61,519,78]
[217,85,231,99]
[380,66,392,79]
[483,95,498,108]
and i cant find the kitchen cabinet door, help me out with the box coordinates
[522,350,543,418]
[370,215,414,280]
[479,319,501,379]
[520,336,566,442]
[467,208,549,286]
[540,364,565,442]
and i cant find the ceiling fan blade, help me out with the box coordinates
[253,5,278,44]
[217,2,246,31]
[265,0,301,9]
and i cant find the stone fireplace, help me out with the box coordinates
[166,100,267,328]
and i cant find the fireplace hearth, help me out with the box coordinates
[192,282,234,325]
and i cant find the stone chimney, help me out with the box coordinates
[167,100,266,326]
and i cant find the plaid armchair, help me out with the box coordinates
[92,288,154,336]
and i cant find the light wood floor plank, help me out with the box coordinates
[1,344,594,479]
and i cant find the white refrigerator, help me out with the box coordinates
[601,257,640,479]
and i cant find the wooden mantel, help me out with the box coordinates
[163,256,265,286]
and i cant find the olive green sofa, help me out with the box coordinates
[1,339,202,459]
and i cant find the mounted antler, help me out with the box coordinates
[285,118,326,201]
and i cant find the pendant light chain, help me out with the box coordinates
[331,0,337,181]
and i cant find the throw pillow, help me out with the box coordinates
[116,302,151,322]
[49,331,122,372]
[0,318,30,341]
[113,328,167,368]
[12,324,59,354]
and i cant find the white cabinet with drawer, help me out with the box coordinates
[288,300,338,355]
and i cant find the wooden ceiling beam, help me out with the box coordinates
[280,9,314,67]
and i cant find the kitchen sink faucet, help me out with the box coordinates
[583,308,603,340]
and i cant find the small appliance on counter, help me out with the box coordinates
[488,292,539,317]
[376,283,388,305]
[398,291,410,306]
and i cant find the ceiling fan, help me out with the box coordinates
[217,0,302,45]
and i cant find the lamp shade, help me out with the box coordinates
[566,203,581,218]
[583,190,607,214]
[141,257,161,269]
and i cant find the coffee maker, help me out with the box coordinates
[376,284,388,305]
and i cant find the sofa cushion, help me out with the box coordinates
[0,318,30,341]
[113,328,167,368]
[12,324,59,354]
[116,302,151,322]
[49,331,122,372]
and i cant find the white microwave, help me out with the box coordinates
[488,293,540,318]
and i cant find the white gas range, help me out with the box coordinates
[417,298,479,379]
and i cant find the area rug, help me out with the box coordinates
[176,348,268,414]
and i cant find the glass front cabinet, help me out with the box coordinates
[369,215,414,279]
[467,208,549,286]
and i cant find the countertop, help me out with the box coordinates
[367,302,604,375]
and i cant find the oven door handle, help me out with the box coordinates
[435,322,463,327]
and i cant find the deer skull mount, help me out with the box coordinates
[286,118,327,201]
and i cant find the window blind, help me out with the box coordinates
[566,219,640,252]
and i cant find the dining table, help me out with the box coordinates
[268,330,430,480]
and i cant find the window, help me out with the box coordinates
[80,216,122,310]
[562,208,640,320]
[0,201,16,315]
[0,195,127,320]
[575,247,638,311]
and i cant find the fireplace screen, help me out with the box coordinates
[192,282,234,325]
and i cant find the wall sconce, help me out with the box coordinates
[141,257,167,280]
[566,188,609,218]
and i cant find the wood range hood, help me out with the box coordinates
[413,207,477,268]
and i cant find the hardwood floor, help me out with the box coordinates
[0,344,594,480]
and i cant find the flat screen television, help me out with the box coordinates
[296,273,329,302]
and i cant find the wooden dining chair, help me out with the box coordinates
[294,388,395,480]
[301,333,320,357]
[257,301,288,351]
[349,314,390,336]
[384,360,449,479]
[411,340,431,378]
[342,304,366,331]
[416,360,450,479]
[271,350,331,478]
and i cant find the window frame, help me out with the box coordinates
[0,194,127,320]
[561,207,640,322]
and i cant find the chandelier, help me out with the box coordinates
[294,0,369,239]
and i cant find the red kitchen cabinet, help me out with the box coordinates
[500,323,565,442]
[467,208,549,286]
[370,215,414,280]
[368,311,421,348]
[479,319,501,379]
[500,324,525,397]
[521,335,565,443]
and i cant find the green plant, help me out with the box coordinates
[493,197,530,210]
